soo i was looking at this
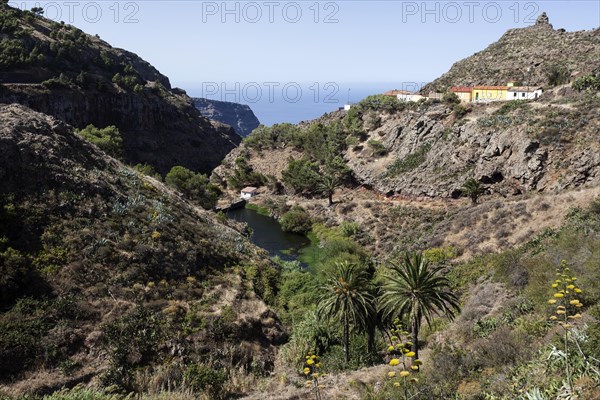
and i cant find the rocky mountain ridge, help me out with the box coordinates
[0,4,240,174]
[423,13,600,92]
[193,98,260,137]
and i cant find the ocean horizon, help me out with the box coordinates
[184,81,428,127]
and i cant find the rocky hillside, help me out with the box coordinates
[0,4,240,174]
[217,86,600,200]
[193,98,260,137]
[0,104,283,396]
[423,13,600,92]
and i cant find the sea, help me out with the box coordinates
[184,81,425,127]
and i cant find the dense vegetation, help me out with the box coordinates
[165,166,221,210]
[76,124,123,159]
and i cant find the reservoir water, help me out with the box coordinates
[226,207,311,261]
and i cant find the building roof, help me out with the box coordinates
[383,89,413,96]
[507,86,543,92]
[241,187,258,193]
[473,86,509,90]
[450,86,472,93]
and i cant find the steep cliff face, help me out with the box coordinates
[193,98,261,137]
[0,104,283,394]
[423,13,600,91]
[0,84,240,174]
[0,4,240,174]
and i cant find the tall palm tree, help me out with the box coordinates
[317,261,375,363]
[379,252,460,360]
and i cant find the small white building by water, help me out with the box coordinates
[240,187,258,199]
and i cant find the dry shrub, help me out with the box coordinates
[467,327,533,370]
[456,380,483,400]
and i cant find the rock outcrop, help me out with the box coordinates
[423,13,599,91]
[193,98,260,137]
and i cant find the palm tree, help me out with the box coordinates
[379,252,460,360]
[317,173,340,206]
[462,178,484,205]
[317,261,375,363]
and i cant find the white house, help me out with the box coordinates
[343,104,352,111]
[240,187,258,199]
[507,86,543,100]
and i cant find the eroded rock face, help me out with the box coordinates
[344,98,599,198]
[193,98,260,137]
[0,86,241,174]
[0,5,240,175]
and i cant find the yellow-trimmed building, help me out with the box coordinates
[450,86,473,103]
[472,86,509,103]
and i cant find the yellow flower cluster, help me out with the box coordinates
[385,319,422,393]
[548,261,584,330]
[302,351,324,397]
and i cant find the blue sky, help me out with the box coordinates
[11,1,600,124]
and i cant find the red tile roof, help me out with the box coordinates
[473,86,509,90]
[450,86,472,92]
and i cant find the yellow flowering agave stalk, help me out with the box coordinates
[548,260,585,392]
[302,351,323,400]
[385,320,421,400]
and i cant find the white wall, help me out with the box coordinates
[506,89,543,100]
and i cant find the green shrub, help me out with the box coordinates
[340,221,360,237]
[367,139,387,157]
[276,269,319,325]
[133,163,162,181]
[226,157,267,190]
[386,143,431,176]
[243,123,303,150]
[101,306,164,387]
[423,246,456,264]
[356,94,405,113]
[572,75,600,91]
[76,124,123,159]
[443,91,461,104]
[472,317,499,338]
[183,363,227,397]
[244,262,280,305]
[165,166,221,210]
[545,64,570,86]
[496,100,527,115]
[279,206,312,235]
[281,158,321,195]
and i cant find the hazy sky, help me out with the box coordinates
[13,1,599,85]
[11,1,599,124]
